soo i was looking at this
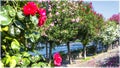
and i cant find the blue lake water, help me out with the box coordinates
[29,42,102,57]
[28,38,120,57]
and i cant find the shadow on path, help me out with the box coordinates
[98,55,120,67]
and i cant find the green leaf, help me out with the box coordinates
[33,31,40,41]
[5,55,11,65]
[10,56,17,68]
[22,52,30,57]
[28,33,35,43]
[1,5,16,17]
[2,26,9,31]
[17,11,25,21]
[31,63,39,67]
[2,45,6,50]
[5,36,13,40]
[29,55,40,63]
[14,20,25,30]
[30,15,38,26]
[11,39,20,51]
[0,5,13,26]
[15,27,21,36]
[1,6,8,15]
[14,55,22,65]
[21,58,30,67]
[29,35,35,43]
[7,5,16,17]
[28,31,40,43]
[8,25,15,37]
[31,62,47,67]
[38,62,47,67]
[0,12,12,26]
[29,56,36,63]
[0,60,4,68]
[34,55,40,62]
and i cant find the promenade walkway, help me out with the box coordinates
[61,46,120,67]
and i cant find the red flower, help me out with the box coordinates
[38,8,46,16]
[93,11,96,15]
[89,2,93,9]
[109,13,120,24]
[23,2,38,16]
[38,16,47,27]
[53,52,62,66]
[38,8,47,27]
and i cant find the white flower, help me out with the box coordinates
[71,19,75,22]
[48,7,52,12]
[62,10,65,13]
[38,0,50,2]
[50,22,54,27]
[63,3,66,6]
[76,17,80,22]
[56,12,59,16]
[57,6,61,9]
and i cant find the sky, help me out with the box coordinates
[85,0,119,20]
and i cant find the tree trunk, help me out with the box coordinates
[101,42,104,52]
[118,37,120,46]
[82,45,86,59]
[49,41,52,62]
[94,41,98,54]
[46,42,49,62]
[67,41,71,64]
[108,44,112,50]
[112,41,114,49]
[95,44,97,54]
[105,44,109,52]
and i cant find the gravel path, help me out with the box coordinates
[61,46,120,67]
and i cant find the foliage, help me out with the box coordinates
[1,1,47,67]
[73,1,104,58]
[40,1,79,45]
[100,21,119,46]
[77,2,104,45]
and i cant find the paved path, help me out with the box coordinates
[61,46,120,67]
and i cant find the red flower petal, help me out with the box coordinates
[53,53,62,66]
[38,8,46,16]
[38,16,47,27]
[23,2,38,16]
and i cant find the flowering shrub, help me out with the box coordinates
[100,21,119,47]
[23,2,47,27]
[1,1,47,67]
[75,1,104,58]
[53,53,62,66]
[109,13,120,24]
